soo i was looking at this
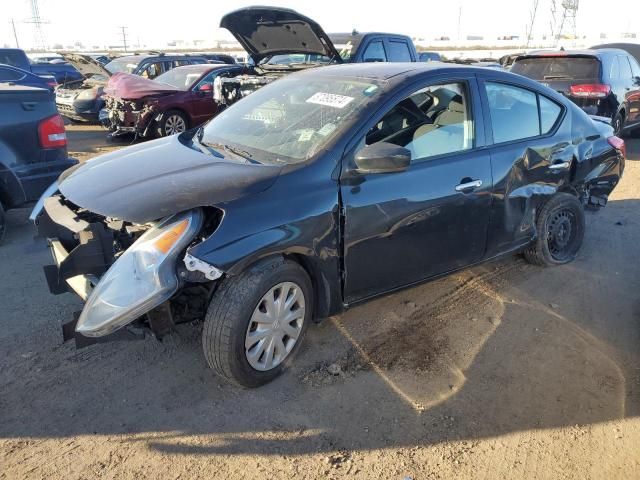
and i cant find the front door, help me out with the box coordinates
[340,78,493,303]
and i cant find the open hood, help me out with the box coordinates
[57,134,282,223]
[61,53,112,79]
[104,72,181,100]
[220,6,343,63]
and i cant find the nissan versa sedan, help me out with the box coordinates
[34,63,624,387]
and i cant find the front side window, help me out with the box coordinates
[140,62,163,79]
[485,82,562,143]
[366,82,473,160]
[362,41,387,62]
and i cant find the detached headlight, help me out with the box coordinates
[76,209,203,337]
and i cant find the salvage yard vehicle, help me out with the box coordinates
[214,6,418,107]
[35,63,624,387]
[55,53,207,123]
[0,48,82,84]
[511,49,640,136]
[0,64,58,91]
[100,63,246,138]
[0,85,76,243]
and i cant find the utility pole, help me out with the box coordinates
[526,0,540,48]
[456,5,462,41]
[119,26,128,52]
[11,19,19,48]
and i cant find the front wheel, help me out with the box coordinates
[202,259,313,387]
[524,193,585,266]
[613,112,624,137]
[156,110,188,137]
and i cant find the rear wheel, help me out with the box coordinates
[524,193,585,266]
[157,110,188,137]
[613,112,625,137]
[202,259,313,387]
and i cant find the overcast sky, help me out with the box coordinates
[2,0,639,49]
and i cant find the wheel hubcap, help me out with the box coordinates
[164,115,186,135]
[245,282,305,371]
[547,209,576,260]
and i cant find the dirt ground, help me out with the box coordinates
[1,125,639,479]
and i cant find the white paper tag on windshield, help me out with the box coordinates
[306,92,354,109]
[317,123,337,136]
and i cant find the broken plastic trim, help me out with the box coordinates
[183,253,224,280]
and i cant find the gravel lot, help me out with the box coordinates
[1,125,639,479]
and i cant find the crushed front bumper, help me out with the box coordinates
[36,195,146,347]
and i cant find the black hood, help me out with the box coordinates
[220,6,343,63]
[58,134,282,223]
[60,53,112,79]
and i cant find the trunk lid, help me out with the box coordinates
[220,6,343,64]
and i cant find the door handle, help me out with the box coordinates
[549,161,570,170]
[455,179,482,192]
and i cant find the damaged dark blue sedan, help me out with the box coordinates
[35,63,624,387]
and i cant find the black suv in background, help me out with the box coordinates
[0,86,76,243]
[512,49,640,135]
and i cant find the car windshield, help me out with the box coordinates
[154,68,203,89]
[104,58,140,74]
[261,53,332,66]
[201,76,382,164]
[511,56,600,80]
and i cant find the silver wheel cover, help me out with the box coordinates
[245,282,305,371]
[164,114,186,135]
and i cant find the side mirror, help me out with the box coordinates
[197,83,213,92]
[354,142,411,174]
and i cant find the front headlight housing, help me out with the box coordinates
[76,209,203,337]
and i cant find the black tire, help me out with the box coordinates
[613,112,625,137]
[524,193,585,266]
[156,110,188,137]
[202,258,313,388]
[0,201,5,246]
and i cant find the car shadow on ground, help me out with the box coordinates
[1,196,639,456]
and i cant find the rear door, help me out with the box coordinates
[477,77,571,257]
[341,75,493,303]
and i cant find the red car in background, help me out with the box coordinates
[100,63,246,138]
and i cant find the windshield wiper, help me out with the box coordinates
[202,139,253,162]
[193,128,224,158]
[543,75,572,80]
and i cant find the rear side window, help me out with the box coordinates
[539,95,562,133]
[630,56,640,77]
[511,56,600,81]
[610,56,620,79]
[387,41,412,62]
[619,56,633,79]
[362,41,387,62]
[0,67,25,82]
[485,82,562,143]
[0,51,24,67]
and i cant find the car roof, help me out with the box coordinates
[113,54,203,62]
[521,48,630,59]
[329,32,412,43]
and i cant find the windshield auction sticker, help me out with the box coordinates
[306,92,354,109]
